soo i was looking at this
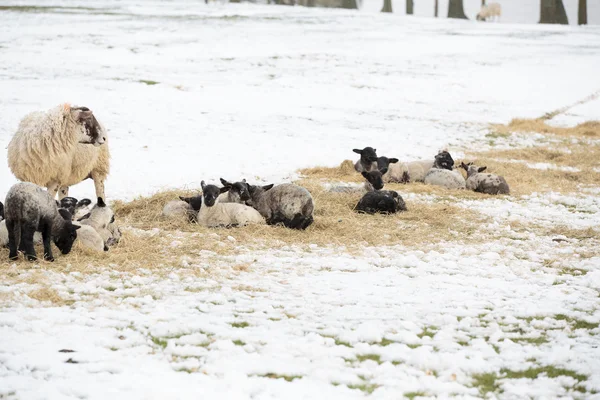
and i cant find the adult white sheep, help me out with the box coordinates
[476,2,501,22]
[423,151,466,189]
[7,103,109,203]
[247,183,314,230]
[461,162,510,195]
[196,182,265,228]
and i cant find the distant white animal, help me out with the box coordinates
[461,162,510,195]
[196,182,265,228]
[476,2,501,22]
[381,151,454,184]
[423,151,466,189]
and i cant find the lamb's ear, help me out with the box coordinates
[353,149,362,154]
[97,197,106,207]
[179,196,190,204]
[58,208,73,221]
[263,184,274,191]
[201,181,206,190]
[220,178,232,187]
[219,186,230,194]
[71,224,81,232]
[460,162,468,171]
[380,167,388,175]
[389,158,399,164]
[361,171,369,179]
[478,166,487,173]
[77,212,91,221]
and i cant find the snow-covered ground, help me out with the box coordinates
[0,1,599,399]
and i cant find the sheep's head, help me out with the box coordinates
[71,106,107,147]
[54,209,80,255]
[180,195,203,212]
[248,183,274,204]
[376,156,399,172]
[220,178,251,202]
[201,181,228,207]
[59,197,79,217]
[353,147,378,164]
[434,151,454,170]
[461,162,486,177]
[362,168,388,191]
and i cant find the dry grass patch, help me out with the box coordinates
[28,287,64,304]
[492,119,600,138]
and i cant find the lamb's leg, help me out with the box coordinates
[6,220,19,260]
[41,220,54,262]
[91,172,106,203]
[21,222,37,261]
[47,182,60,199]
[58,186,69,200]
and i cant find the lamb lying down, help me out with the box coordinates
[162,195,202,222]
[355,190,407,214]
[461,162,510,195]
[196,181,265,228]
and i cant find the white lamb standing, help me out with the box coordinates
[7,103,110,203]
[196,182,265,228]
[476,2,501,22]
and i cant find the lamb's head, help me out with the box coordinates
[353,147,378,164]
[362,168,388,191]
[461,162,486,177]
[376,156,399,172]
[179,194,203,212]
[220,178,251,203]
[434,151,454,170]
[201,181,229,207]
[248,183,275,205]
[70,106,107,147]
[59,197,79,217]
[54,209,80,255]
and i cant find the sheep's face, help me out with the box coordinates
[376,156,399,172]
[434,151,454,170]
[362,168,388,191]
[220,178,251,203]
[353,147,378,164]
[461,162,486,177]
[71,107,107,147]
[201,181,229,208]
[54,209,80,254]
[248,184,274,204]
[180,195,203,212]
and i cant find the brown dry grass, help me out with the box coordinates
[28,287,63,304]
[492,119,600,138]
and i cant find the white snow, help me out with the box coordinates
[0,1,599,399]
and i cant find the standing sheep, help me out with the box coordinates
[461,162,510,194]
[4,182,80,261]
[7,103,110,203]
[248,183,314,230]
[476,2,501,22]
[353,147,378,173]
[196,182,265,228]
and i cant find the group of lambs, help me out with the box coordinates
[349,146,509,215]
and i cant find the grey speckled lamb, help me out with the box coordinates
[248,183,314,230]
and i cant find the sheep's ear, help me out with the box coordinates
[361,171,369,179]
[353,149,362,154]
[220,178,232,187]
[77,212,91,221]
[460,162,468,171]
[179,196,190,204]
[97,197,106,207]
[373,148,377,153]
[380,167,388,175]
[201,181,206,190]
[58,208,73,221]
[478,166,487,173]
[74,109,93,122]
[389,158,399,164]
[263,184,274,191]
[71,224,81,232]
[219,186,230,194]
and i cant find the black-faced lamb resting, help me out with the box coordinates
[162,195,202,222]
[77,198,122,247]
[218,178,251,204]
[248,183,314,230]
[423,151,466,189]
[4,182,80,261]
[196,182,265,228]
[354,190,407,215]
[381,150,454,184]
[7,104,110,202]
[461,162,510,195]
[353,147,378,173]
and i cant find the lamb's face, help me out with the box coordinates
[377,156,399,172]
[434,151,454,170]
[59,197,79,217]
[353,147,378,163]
[180,195,202,212]
[231,182,251,202]
[202,185,222,208]
[71,107,107,147]
[362,168,388,191]
[54,210,80,254]
[462,163,486,178]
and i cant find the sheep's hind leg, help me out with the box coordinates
[58,186,69,200]
[6,220,19,260]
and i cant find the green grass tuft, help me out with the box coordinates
[139,79,159,85]
[230,321,250,328]
[259,373,302,382]
[471,372,499,395]
[233,339,245,346]
[405,392,426,399]
[356,354,382,364]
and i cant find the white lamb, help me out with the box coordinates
[461,162,510,195]
[77,199,121,247]
[423,152,466,189]
[196,182,265,228]
[382,150,455,183]
[7,103,110,202]
[476,2,501,22]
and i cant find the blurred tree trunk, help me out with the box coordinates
[578,0,587,25]
[448,0,468,19]
[381,0,392,13]
[343,0,358,9]
[406,0,413,14]
[539,0,568,24]
[434,0,438,17]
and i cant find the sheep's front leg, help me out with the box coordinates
[47,182,60,200]
[20,222,37,261]
[91,172,106,204]
[58,186,69,200]
[41,220,54,262]
[6,220,19,260]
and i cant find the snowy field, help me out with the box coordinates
[1,1,600,399]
